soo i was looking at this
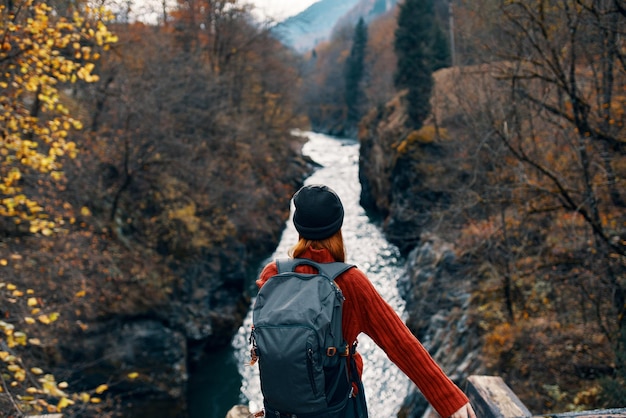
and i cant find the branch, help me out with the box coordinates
[515,88,624,150]
[499,123,625,257]
[0,347,22,415]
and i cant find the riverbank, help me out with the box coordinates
[0,129,314,417]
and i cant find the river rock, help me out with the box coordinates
[396,236,483,416]
[358,92,457,255]
[358,94,406,220]
[56,318,188,417]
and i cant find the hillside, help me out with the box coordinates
[0,7,313,417]
[359,63,626,414]
[273,0,397,51]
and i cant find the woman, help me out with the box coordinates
[256,184,476,418]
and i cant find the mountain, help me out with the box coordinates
[272,0,398,52]
[335,0,398,28]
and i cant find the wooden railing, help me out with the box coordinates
[27,415,63,418]
[466,375,626,418]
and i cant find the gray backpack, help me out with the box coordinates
[250,258,366,417]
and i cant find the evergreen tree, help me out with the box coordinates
[431,23,451,71]
[393,0,436,130]
[344,18,368,132]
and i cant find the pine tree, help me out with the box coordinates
[393,0,435,130]
[431,23,451,71]
[344,18,368,133]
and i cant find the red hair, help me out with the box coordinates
[288,230,346,262]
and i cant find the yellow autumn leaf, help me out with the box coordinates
[31,367,44,375]
[0,0,116,234]
[95,384,108,394]
[13,332,27,345]
[75,290,86,297]
[25,317,36,324]
[57,397,74,409]
[127,372,139,379]
[27,297,38,307]
[90,397,102,403]
[0,321,13,332]
[40,374,67,397]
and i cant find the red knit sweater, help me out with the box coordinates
[256,247,469,418]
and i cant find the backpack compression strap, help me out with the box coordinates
[275,258,355,282]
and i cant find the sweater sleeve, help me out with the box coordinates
[344,269,469,418]
[256,262,278,289]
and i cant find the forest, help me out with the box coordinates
[1,0,625,416]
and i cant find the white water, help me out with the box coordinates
[231,131,412,417]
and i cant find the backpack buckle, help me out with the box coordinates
[340,344,350,356]
[249,347,258,366]
[328,345,350,356]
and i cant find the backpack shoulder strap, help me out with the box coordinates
[275,258,354,282]
[317,261,355,281]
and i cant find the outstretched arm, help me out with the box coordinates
[341,268,470,418]
[449,402,476,418]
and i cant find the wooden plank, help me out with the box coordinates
[27,415,63,418]
[466,375,532,418]
[546,408,626,417]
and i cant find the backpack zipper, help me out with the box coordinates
[306,347,319,396]
[248,328,259,366]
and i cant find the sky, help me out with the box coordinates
[130,0,319,25]
[248,0,318,21]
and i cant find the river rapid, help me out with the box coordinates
[190,131,412,417]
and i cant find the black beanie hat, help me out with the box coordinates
[293,184,344,240]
